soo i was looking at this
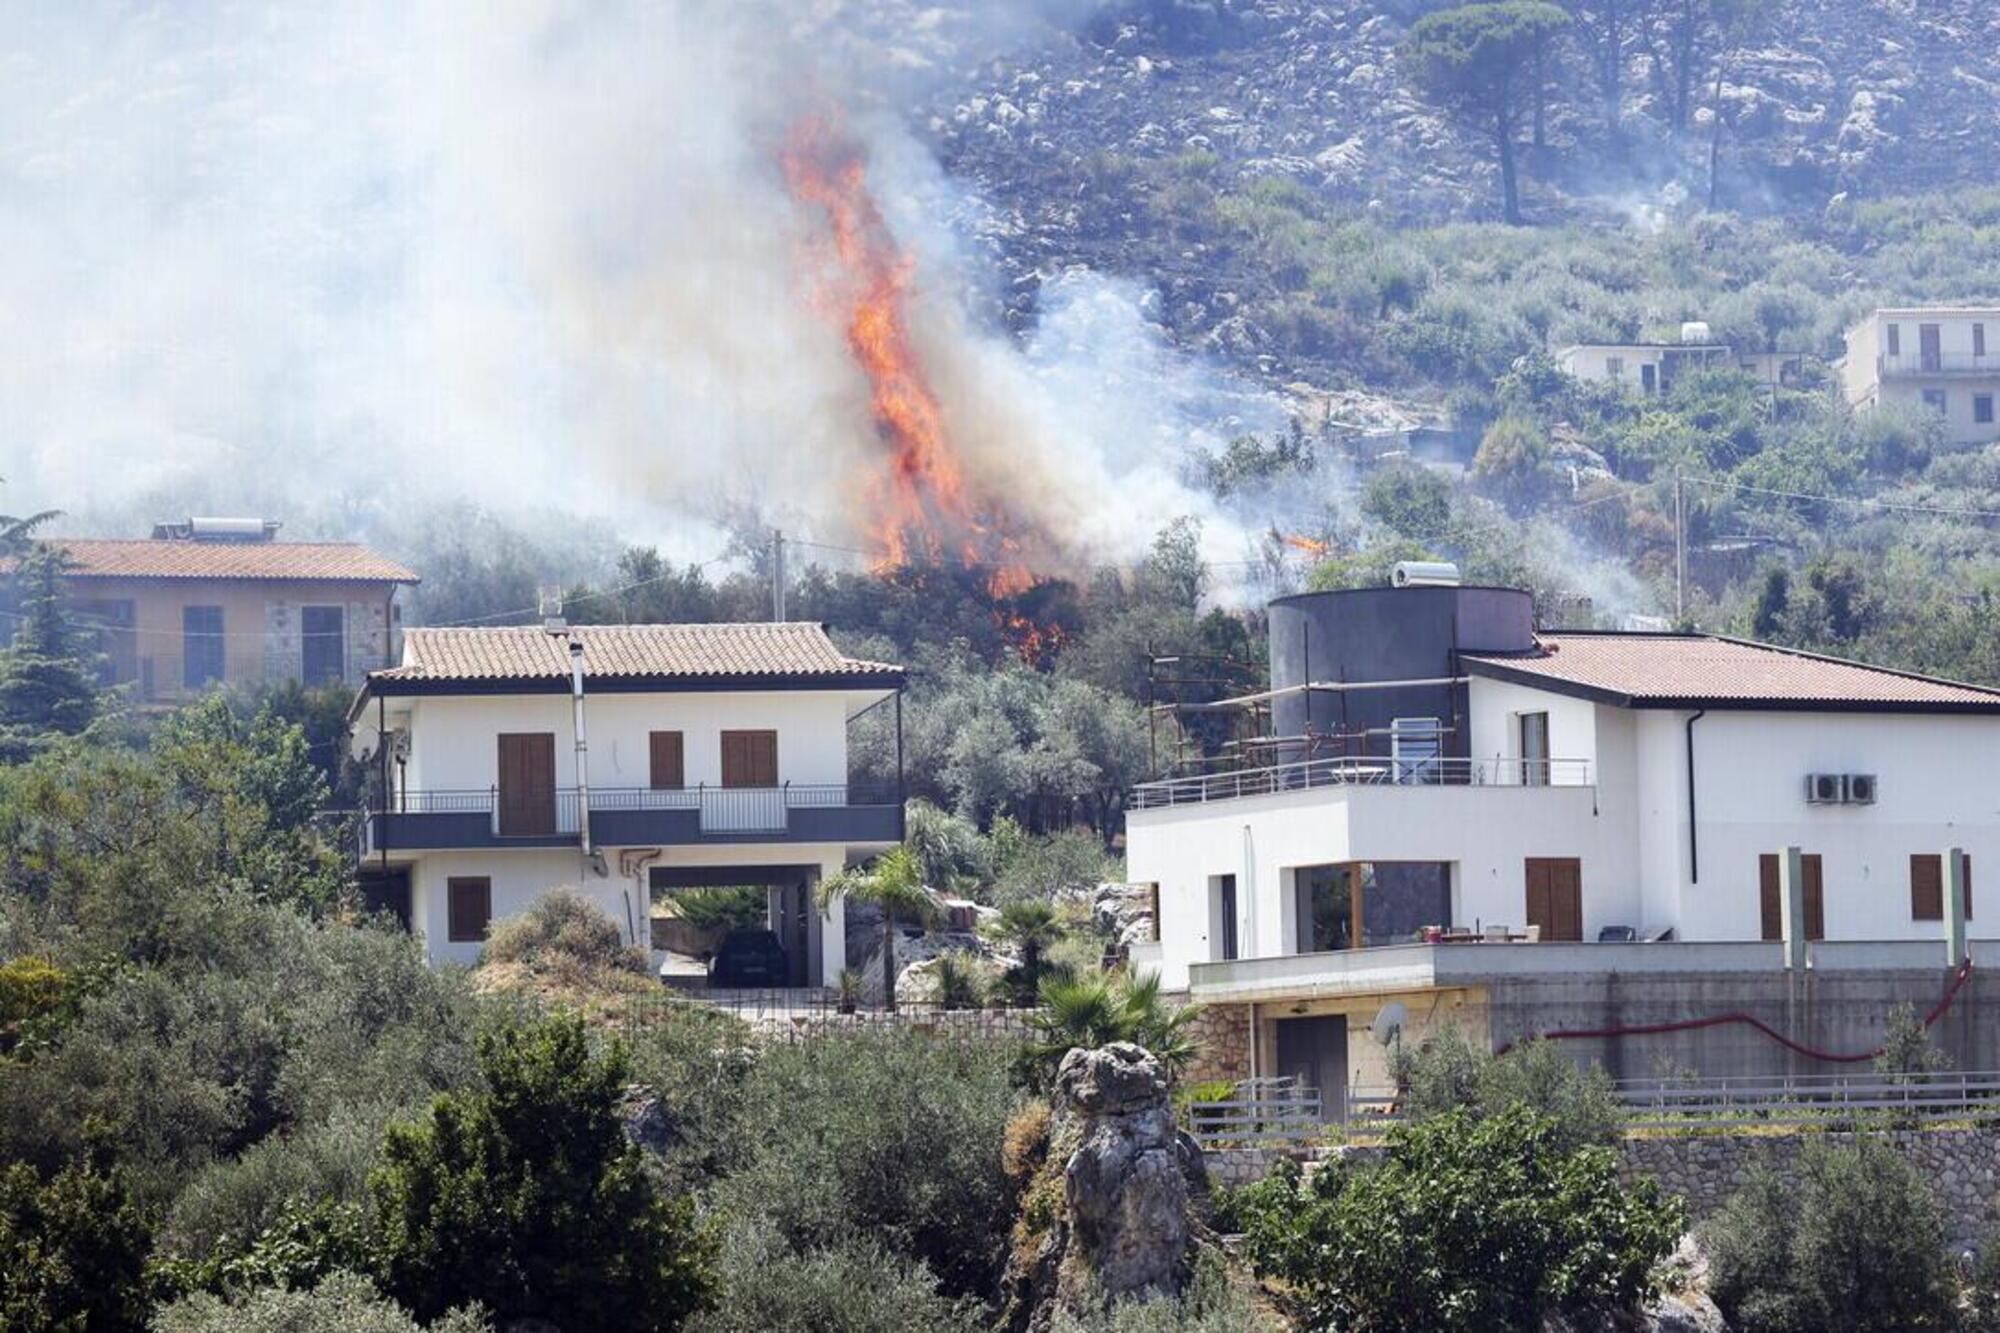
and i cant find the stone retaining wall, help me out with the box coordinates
[1201,1125,2000,1247]
[1622,1125,2000,1247]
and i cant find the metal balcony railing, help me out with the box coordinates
[368,781,903,848]
[1878,352,2000,378]
[1129,756,1593,810]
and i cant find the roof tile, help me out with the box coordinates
[380,623,902,684]
[1464,633,2000,709]
[43,539,418,584]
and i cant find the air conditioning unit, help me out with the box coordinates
[1805,773,1847,805]
[1847,773,1878,805]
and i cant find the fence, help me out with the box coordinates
[618,988,1046,1047]
[1130,756,1593,809]
[1187,1077,1323,1148]
[1339,1069,2000,1135]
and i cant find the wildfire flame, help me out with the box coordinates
[781,115,1031,596]
[1280,533,1330,557]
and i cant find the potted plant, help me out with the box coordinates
[836,967,863,1015]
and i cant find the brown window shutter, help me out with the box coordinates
[1911,855,1943,921]
[1967,856,1973,921]
[1147,883,1161,942]
[649,731,684,789]
[1759,854,1781,941]
[447,878,492,943]
[721,730,778,787]
[1804,855,1825,942]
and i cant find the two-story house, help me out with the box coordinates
[1842,306,2000,445]
[1128,578,2000,1113]
[348,622,906,976]
[34,518,417,700]
[1555,325,1734,396]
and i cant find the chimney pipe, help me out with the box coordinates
[568,636,592,859]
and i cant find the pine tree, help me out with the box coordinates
[0,545,100,762]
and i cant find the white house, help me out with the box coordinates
[1842,306,2000,446]
[1127,581,2000,1109]
[348,622,905,975]
[1555,325,1734,396]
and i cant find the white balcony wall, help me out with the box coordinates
[400,689,867,794]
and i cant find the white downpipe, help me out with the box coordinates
[1241,824,1257,958]
[568,637,592,858]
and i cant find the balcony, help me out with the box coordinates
[1129,756,1593,811]
[360,781,905,856]
[1878,353,2000,379]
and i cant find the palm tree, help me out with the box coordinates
[817,844,937,1013]
[1026,970,1201,1086]
[988,900,1063,976]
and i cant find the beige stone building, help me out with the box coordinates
[1842,306,2000,446]
[41,519,417,702]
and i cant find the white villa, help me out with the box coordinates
[348,622,905,975]
[1841,306,2000,446]
[1126,578,1999,1111]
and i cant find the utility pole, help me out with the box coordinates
[771,528,787,621]
[1674,471,1687,624]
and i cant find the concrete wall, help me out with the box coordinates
[1877,377,2000,446]
[402,688,862,793]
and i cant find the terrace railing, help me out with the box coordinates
[1130,755,1592,810]
[1879,352,2000,378]
[1187,1076,1324,1148]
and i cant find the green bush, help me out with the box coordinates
[1050,1252,1282,1332]
[711,1028,1022,1300]
[371,1012,713,1330]
[689,1223,983,1333]
[152,1196,373,1303]
[0,1150,151,1332]
[0,953,67,1053]
[153,1271,490,1333]
[1392,1027,1618,1153]
[1237,1106,1683,1332]
[1705,1140,1957,1332]
[479,888,648,982]
[622,1000,758,1193]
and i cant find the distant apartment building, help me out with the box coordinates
[37,518,417,701]
[1842,306,2000,446]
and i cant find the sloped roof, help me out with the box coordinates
[371,623,903,693]
[1462,633,2000,713]
[39,538,418,584]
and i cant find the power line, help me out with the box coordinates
[1685,474,2000,521]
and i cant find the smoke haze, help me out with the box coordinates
[0,0,1278,579]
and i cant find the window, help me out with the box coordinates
[1886,323,1901,357]
[447,877,492,943]
[1641,364,1658,393]
[649,731,685,789]
[1605,356,1624,376]
[183,606,225,687]
[1144,882,1161,942]
[1390,717,1442,784]
[75,599,136,684]
[301,605,345,684]
[1213,874,1239,961]
[1976,394,1995,426]
[1923,389,1947,415]
[1518,711,1550,786]
[1976,323,1988,358]
[1911,854,1972,921]
[1759,853,1825,941]
[719,730,778,787]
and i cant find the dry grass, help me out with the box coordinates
[471,890,654,1017]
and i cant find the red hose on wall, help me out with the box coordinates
[1493,958,1976,1064]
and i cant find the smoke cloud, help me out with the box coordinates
[0,0,1278,582]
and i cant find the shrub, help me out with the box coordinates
[1024,971,1200,1088]
[0,1150,151,1333]
[1705,1139,1956,1332]
[479,889,648,984]
[0,953,68,1053]
[670,886,766,934]
[711,1028,1022,1300]
[1050,1252,1283,1332]
[153,1271,490,1333]
[1236,1107,1683,1332]
[690,1223,983,1333]
[370,1012,713,1329]
[621,1000,758,1193]
[152,1196,373,1302]
[1392,1027,1618,1153]
[931,949,987,1010]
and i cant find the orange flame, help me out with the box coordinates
[781,115,1030,594]
[1280,533,1330,557]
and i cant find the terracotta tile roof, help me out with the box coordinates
[378,623,903,686]
[1463,633,2000,712]
[41,538,418,584]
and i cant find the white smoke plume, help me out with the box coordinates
[0,0,1279,581]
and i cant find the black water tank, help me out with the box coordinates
[1267,585,1534,763]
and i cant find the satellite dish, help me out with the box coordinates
[1370,1001,1408,1047]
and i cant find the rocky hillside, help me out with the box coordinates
[889,0,1999,349]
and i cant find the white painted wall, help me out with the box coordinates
[1129,681,2000,988]
[402,688,869,793]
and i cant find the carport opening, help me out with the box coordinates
[651,863,825,988]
